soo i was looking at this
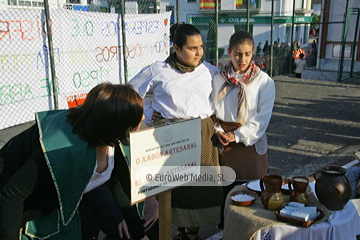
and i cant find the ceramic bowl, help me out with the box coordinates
[230,190,258,207]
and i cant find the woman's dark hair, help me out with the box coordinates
[170,23,201,49]
[67,83,143,146]
[228,30,254,51]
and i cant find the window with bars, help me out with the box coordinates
[67,0,81,3]
[7,0,44,7]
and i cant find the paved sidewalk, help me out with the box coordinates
[267,74,360,178]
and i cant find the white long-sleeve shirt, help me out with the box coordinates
[129,61,219,126]
[84,146,114,193]
[212,70,275,155]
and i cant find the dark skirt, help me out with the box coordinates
[220,142,268,181]
[213,117,268,181]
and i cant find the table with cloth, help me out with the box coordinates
[223,183,360,240]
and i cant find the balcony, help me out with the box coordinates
[294,8,313,15]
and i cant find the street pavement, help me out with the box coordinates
[267,74,360,178]
[0,73,360,239]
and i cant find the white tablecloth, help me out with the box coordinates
[252,183,360,240]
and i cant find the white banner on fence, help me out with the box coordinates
[0,9,170,130]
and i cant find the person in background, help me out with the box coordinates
[294,52,306,78]
[211,30,275,228]
[0,83,156,240]
[312,40,317,54]
[310,28,315,38]
[293,40,299,51]
[262,40,269,55]
[129,22,222,240]
[272,41,279,55]
[256,42,262,56]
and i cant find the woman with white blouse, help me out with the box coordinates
[130,23,222,240]
[212,31,275,228]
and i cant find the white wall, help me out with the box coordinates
[1,0,66,9]
[278,24,288,44]
[159,1,168,13]
[218,25,235,55]
[167,0,199,23]
[313,3,321,15]
[351,0,360,9]
[260,0,277,14]
[0,0,6,9]
[253,24,272,48]
[282,0,292,15]
[126,1,138,14]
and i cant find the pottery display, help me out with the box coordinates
[288,176,309,204]
[260,174,284,210]
[314,165,352,210]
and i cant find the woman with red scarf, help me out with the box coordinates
[212,31,275,228]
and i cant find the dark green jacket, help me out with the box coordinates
[0,110,145,240]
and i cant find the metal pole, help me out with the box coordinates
[350,9,360,77]
[270,0,274,77]
[120,0,128,83]
[43,0,58,109]
[290,0,296,74]
[215,0,219,67]
[247,0,250,32]
[176,0,180,23]
[339,0,350,82]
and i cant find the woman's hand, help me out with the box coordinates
[215,131,229,146]
[152,110,162,121]
[224,131,236,143]
[117,220,131,239]
[215,131,236,146]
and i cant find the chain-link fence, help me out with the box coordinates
[302,1,360,82]
[1,0,359,130]
[1,1,170,129]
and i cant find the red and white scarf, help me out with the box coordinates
[216,60,260,125]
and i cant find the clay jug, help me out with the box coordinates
[260,174,284,210]
[288,176,309,204]
[314,165,352,210]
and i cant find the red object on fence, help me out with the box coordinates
[66,93,88,108]
[310,28,315,38]
[292,49,306,59]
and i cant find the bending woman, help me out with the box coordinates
[0,83,152,240]
[129,23,222,240]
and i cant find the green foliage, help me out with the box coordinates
[204,20,225,63]
[311,14,321,28]
[218,48,225,58]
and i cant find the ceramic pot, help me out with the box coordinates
[314,165,352,210]
[288,176,309,204]
[260,174,284,210]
